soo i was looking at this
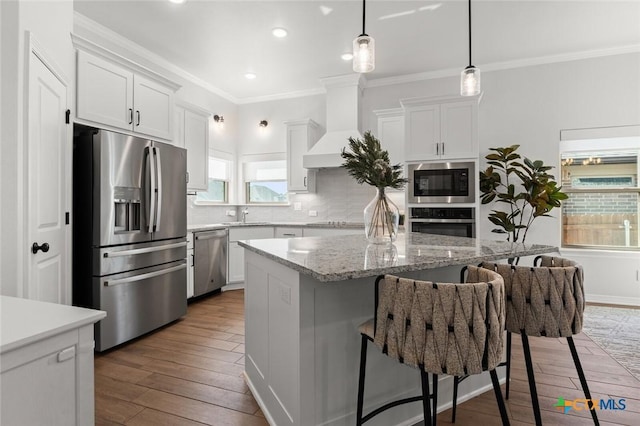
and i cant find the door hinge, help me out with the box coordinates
[65,109,71,124]
[186,172,190,183]
[65,212,70,225]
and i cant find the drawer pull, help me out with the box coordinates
[57,346,76,363]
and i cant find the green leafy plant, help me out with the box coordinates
[479,145,568,244]
[340,131,408,189]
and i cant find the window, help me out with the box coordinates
[561,148,639,250]
[244,160,288,204]
[196,157,231,203]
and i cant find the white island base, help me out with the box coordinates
[244,251,502,426]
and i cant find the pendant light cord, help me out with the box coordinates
[361,0,367,36]
[468,0,472,66]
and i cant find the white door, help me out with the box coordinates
[28,52,69,304]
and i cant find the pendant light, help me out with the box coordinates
[461,0,480,96]
[353,0,375,73]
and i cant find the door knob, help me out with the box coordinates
[32,242,50,254]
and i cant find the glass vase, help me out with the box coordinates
[364,187,400,244]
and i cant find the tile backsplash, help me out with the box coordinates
[187,168,406,225]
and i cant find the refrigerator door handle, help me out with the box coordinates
[154,146,163,233]
[103,241,187,258]
[104,263,186,287]
[146,146,156,233]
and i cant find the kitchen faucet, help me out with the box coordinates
[241,208,249,223]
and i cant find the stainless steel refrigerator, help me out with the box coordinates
[72,126,187,351]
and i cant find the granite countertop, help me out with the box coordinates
[188,221,364,233]
[1,296,106,353]
[238,232,558,282]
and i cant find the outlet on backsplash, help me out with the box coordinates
[294,202,302,211]
[226,210,236,217]
[309,210,318,217]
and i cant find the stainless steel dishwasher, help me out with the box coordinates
[193,228,228,297]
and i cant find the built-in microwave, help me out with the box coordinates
[408,161,475,204]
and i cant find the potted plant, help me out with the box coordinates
[341,131,408,244]
[479,145,568,247]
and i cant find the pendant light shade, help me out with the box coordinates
[461,0,480,96]
[461,65,481,96]
[353,0,375,73]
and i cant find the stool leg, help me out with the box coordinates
[567,337,600,426]
[521,333,542,426]
[356,335,368,426]
[490,369,510,426]
[451,376,460,423]
[432,373,438,426]
[420,370,432,426]
[505,331,512,399]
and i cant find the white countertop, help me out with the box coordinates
[1,296,106,353]
[239,232,557,282]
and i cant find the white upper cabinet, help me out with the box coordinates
[286,119,320,193]
[132,74,174,140]
[402,95,479,161]
[74,38,179,141]
[174,102,210,192]
[374,108,405,165]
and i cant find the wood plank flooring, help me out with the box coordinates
[95,290,640,425]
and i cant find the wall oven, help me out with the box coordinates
[410,207,475,238]
[408,161,475,203]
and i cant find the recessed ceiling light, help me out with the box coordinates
[272,28,288,38]
[341,53,354,61]
[168,0,186,4]
[245,72,257,80]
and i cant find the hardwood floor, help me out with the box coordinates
[95,291,640,425]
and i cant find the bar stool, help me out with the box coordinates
[355,268,510,426]
[453,256,598,426]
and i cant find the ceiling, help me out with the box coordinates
[73,0,640,103]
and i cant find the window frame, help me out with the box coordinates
[560,138,640,251]
[194,152,233,205]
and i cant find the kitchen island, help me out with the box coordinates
[239,232,556,426]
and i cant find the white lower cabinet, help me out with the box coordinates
[228,241,245,283]
[275,227,303,238]
[1,298,105,426]
[228,227,274,284]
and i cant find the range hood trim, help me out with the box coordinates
[303,74,367,169]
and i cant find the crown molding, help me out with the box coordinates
[236,87,325,105]
[73,11,237,103]
[366,44,640,89]
[373,107,403,118]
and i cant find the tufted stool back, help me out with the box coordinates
[480,256,585,338]
[372,266,505,377]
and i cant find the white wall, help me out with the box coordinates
[1,0,75,297]
[236,94,325,157]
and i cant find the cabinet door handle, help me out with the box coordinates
[303,176,307,187]
[282,233,296,236]
[441,142,445,156]
[436,143,440,156]
[136,110,141,126]
[128,108,133,124]
[57,346,76,363]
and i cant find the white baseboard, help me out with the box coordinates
[222,282,245,292]
[243,372,505,426]
[586,294,640,307]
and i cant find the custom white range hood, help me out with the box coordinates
[303,74,364,169]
